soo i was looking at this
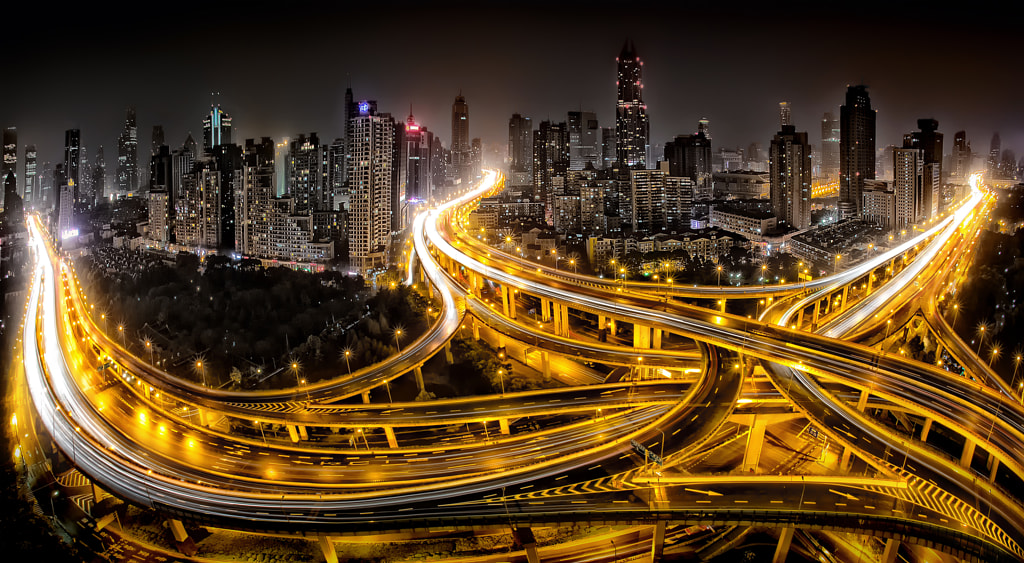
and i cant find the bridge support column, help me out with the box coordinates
[840,447,853,472]
[841,286,849,310]
[298,426,309,441]
[361,392,371,404]
[444,341,454,364]
[499,418,510,435]
[472,317,481,340]
[652,328,662,349]
[553,303,563,336]
[287,425,301,442]
[651,520,666,561]
[771,527,795,563]
[881,538,900,563]
[812,299,821,325]
[501,286,517,319]
[633,324,651,349]
[608,318,617,335]
[540,351,551,379]
[414,366,426,393]
[541,298,552,322]
[856,389,869,412]
[91,481,104,505]
[427,279,434,300]
[920,418,932,442]
[383,426,398,448]
[741,417,767,473]
[988,453,1000,482]
[960,438,976,468]
[796,308,804,328]
[167,519,189,543]
[197,408,210,427]
[319,535,338,563]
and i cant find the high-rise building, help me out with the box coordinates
[988,133,1001,176]
[533,120,569,225]
[601,127,616,170]
[893,146,923,231]
[116,107,139,194]
[348,109,397,274]
[92,147,106,202]
[615,40,649,169]
[664,126,713,200]
[820,112,840,183]
[508,113,533,186]
[235,137,276,255]
[63,129,82,212]
[568,111,600,170]
[769,125,812,230]
[152,126,165,156]
[904,119,943,214]
[24,145,37,205]
[451,94,472,186]
[778,102,792,128]
[629,162,694,234]
[697,118,711,141]
[286,133,323,213]
[951,131,971,182]
[174,156,221,249]
[402,113,434,203]
[203,104,233,151]
[3,128,16,199]
[839,85,876,217]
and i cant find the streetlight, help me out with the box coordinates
[344,349,352,374]
[989,345,1001,368]
[196,360,206,386]
[497,369,505,396]
[118,324,125,347]
[834,254,841,275]
[570,259,577,274]
[291,362,300,388]
[394,329,403,352]
[717,265,723,287]
[976,323,987,355]
[145,340,153,364]
[254,420,267,446]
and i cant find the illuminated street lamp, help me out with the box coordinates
[196,360,207,387]
[834,254,841,275]
[497,369,505,396]
[989,344,1001,368]
[118,325,125,347]
[976,323,987,355]
[394,328,403,352]
[717,265,723,287]
[145,340,153,364]
[344,349,352,374]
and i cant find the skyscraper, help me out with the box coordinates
[769,125,812,230]
[348,108,397,273]
[778,102,792,128]
[664,126,712,200]
[601,127,616,170]
[451,94,472,186]
[92,147,106,202]
[533,120,569,225]
[24,145,37,205]
[508,113,533,186]
[402,113,434,203]
[116,107,139,193]
[152,125,165,156]
[989,133,1001,176]
[3,128,16,196]
[203,104,233,151]
[63,129,82,208]
[567,111,600,170]
[904,119,943,214]
[839,85,876,217]
[615,40,649,169]
[235,137,276,255]
[951,131,971,182]
[820,112,840,182]
[286,133,323,213]
[893,146,922,231]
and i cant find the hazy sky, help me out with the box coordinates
[3,1,1022,170]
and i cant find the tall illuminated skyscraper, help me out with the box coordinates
[451,94,472,186]
[568,111,600,171]
[615,40,649,169]
[839,85,875,217]
[348,106,396,274]
[820,112,840,183]
[508,113,533,186]
[116,107,139,193]
[64,129,81,207]
[203,104,233,152]
[778,102,791,128]
[770,125,812,230]
[24,145,37,205]
[2,128,16,193]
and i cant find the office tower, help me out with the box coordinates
[451,94,471,186]
[174,156,221,249]
[150,145,172,192]
[39,162,53,209]
[116,107,139,193]
[568,111,600,170]
[402,113,434,202]
[235,137,276,255]
[210,143,242,249]
[904,119,943,215]
[601,127,616,170]
[664,124,713,200]
[820,112,840,182]
[508,113,533,186]
[615,40,649,169]
[286,133,323,213]
[62,129,82,212]
[988,133,1001,175]
[348,109,396,273]
[24,145,37,205]
[839,85,876,217]
[893,146,923,230]
[152,126,165,156]
[698,118,711,141]
[148,145,173,244]
[325,138,345,208]
[203,104,232,151]
[533,120,569,225]
[778,102,791,128]
[951,131,971,182]
[471,138,482,178]
[1001,149,1018,180]
[56,163,74,237]
[629,163,694,234]
[2,161,21,229]
[769,125,812,230]
[3,128,15,197]
[92,147,106,201]
[430,136,446,200]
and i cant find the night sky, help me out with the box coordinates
[3,1,1022,170]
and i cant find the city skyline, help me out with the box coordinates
[2,3,1022,168]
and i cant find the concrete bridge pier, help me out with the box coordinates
[541,298,552,322]
[501,285,517,319]
[881,538,900,563]
[167,518,189,543]
[771,527,795,563]
[414,366,426,394]
[383,426,398,448]
[319,535,338,563]
[499,418,511,435]
[987,452,1000,482]
[540,351,551,379]
[960,438,976,468]
[444,341,454,364]
[651,520,666,561]
[920,418,932,442]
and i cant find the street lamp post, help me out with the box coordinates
[394,329,403,352]
[145,340,153,364]
[344,350,352,374]
[118,325,125,348]
[834,254,841,275]
[497,369,505,396]
[717,265,723,287]
[254,420,267,446]
[196,360,206,387]
[976,324,986,355]
[385,380,393,404]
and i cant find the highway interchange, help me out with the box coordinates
[13,170,1024,561]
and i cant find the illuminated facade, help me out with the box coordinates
[348,111,396,274]
[770,125,812,230]
[839,85,876,218]
[116,107,139,194]
[615,40,649,169]
[203,104,233,151]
